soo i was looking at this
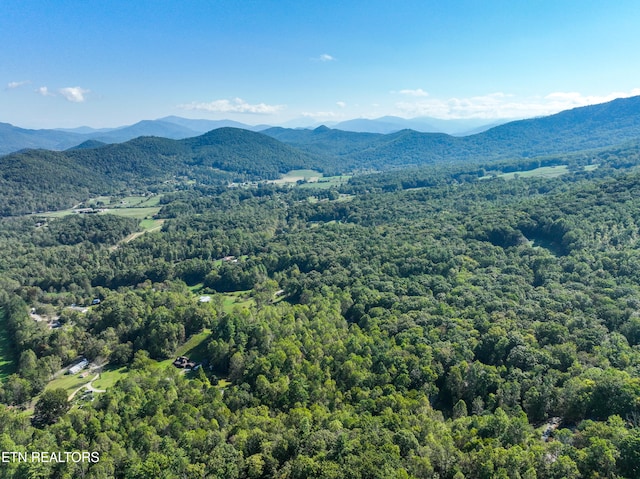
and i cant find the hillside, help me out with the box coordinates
[0,119,256,155]
[0,128,315,216]
[264,95,640,170]
[0,122,86,154]
[3,96,640,214]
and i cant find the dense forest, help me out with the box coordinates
[0,132,640,478]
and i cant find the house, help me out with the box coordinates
[68,358,89,375]
[173,356,197,369]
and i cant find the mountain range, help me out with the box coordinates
[0,115,509,156]
[263,95,640,169]
[329,116,511,135]
[2,95,640,216]
[0,117,267,155]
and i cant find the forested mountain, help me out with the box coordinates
[2,95,640,156]
[264,95,640,170]
[0,128,316,216]
[3,96,640,216]
[159,115,263,133]
[0,119,260,155]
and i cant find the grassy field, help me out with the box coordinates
[281,169,323,180]
[480,165,570,181]
[106,206,161,220]
[139,218,164,231]
[118,219,165,245]
[500,165,569,180]
[116,195,161,207]
[45,371,95,395]
[156,329,213,369]
[0,309,16,380]
[91,365,128,390]
[47,330,214,396]
[85,195,161,209]
[270,169,352,189]
[298,175,352,189]
[34,194,162,219]
[222,291,254,313]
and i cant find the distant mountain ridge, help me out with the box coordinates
[0,113,538,155]
[332,116,512,135]
[3,95,640,215]
[0,122,86,153]
[1,96,639,155]
[264,95,640,170]
[0,118,262,155]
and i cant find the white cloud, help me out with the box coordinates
[59,86,89,102]
[36,86,55,97]
[6,80,30,89]
[397,88,429,97]
[318,53,335,62]
[394,89,640,119]
[543,89,640,109]
[179,97,284,114]
[336,101,347,108]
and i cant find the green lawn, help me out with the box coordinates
[46,371,95,395]
[32,195,162,220]
[222,291,254,313]
[283,169,323,179]
[84,195,161,208]
[0,309,16,380]
[156,328,213,369]
[188,283,205,293]
[91,365,128,390]
[274,170,352,189]
[39,208,76,218]
[139,218,164,231]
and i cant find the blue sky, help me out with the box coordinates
[2,0,640,128]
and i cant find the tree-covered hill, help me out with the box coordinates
[3,95,640,216]
[264,95,640,171]
[0,128,316,216]
[182,127,315,177]
[469,95,640,157]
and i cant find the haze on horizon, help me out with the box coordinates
[2,0,640,129]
